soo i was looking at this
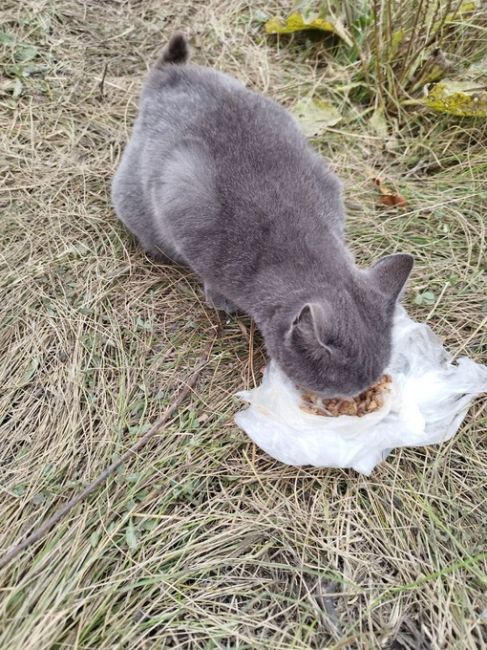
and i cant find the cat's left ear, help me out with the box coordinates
[287,302,332,351]
[369,253,413,302]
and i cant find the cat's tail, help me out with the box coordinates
[155,33,190,67]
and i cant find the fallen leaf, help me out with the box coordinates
[373,177,407,208]
[292,98,341,137]
[20,357,40,384]
[369,108,400,152]
[14,44,38,63]
[125,519,138,551]
[415,290,436,306]
[444,1,477,25]
[0,31,15,45]
[378,194,407,207]
[388,29,405,60]
[265,11,353,47]
[253,9,269,24]
[369,107,388,138]
[422,80,487,117]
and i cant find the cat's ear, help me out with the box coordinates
[369,253,413,302]
[288,302,331,351]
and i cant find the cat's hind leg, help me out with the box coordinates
[146,241,187,266]
[204,285,238,314]
[112,166,187,265]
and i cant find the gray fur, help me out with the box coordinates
[112,35,413,397]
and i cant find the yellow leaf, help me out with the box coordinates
[444,1,477,24]
[424,2,477,57]
[423,81,487,117]
[265,12,353,47]
[388,29,405,60]
[292,98,341,137]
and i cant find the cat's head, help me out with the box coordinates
[271,254,413,397]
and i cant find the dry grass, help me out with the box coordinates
[1,1,486,648]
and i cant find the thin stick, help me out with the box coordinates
[425,281,450,322]
[98,62,108,100]
[0,339,216,571]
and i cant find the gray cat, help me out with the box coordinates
[112,34,413,398]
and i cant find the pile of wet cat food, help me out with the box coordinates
[300,374,392,417]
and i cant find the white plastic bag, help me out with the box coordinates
[235,307,487,475]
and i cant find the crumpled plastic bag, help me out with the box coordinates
[235,307,487,475]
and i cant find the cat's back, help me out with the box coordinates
[143,62,245,109]
[142,63,336,216]
[113,48,345,292]
[140,63,307,162]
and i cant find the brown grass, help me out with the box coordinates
[0,1,486,648]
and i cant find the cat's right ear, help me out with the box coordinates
[369,253,413,302]
[287,302,331,351]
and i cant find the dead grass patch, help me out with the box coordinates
[0,1,486,648]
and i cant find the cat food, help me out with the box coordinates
[300,374,392,417]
